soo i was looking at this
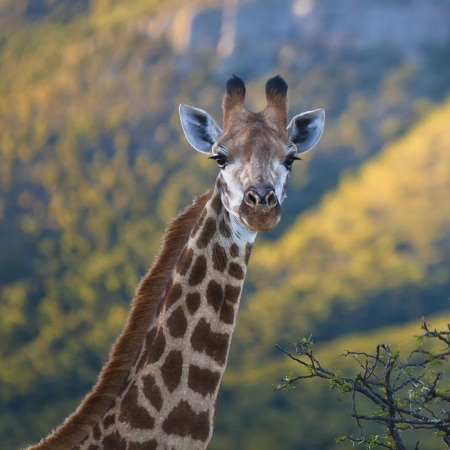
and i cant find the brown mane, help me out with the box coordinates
[27,189,212,450]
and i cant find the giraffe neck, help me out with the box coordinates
[34,182,254,450]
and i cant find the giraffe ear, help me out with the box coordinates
[287,108,325,154]
[179,104,223,154]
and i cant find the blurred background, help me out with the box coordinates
[1,0,450,448]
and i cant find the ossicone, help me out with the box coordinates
[265,75,288,106]
[226,75,246,101]
[263,75,288,131]
[223,74,246,129]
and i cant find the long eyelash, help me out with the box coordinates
[209,153,227,169]
[209,154,228,163]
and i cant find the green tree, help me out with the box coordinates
[276,321,450,449]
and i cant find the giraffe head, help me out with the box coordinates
[180,75,324,234]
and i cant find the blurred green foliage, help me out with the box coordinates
[0,0,450,449]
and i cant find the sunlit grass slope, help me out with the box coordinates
[235,98,450,357]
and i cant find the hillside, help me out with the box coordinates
[233,95,450,368]
[1,0,450,448]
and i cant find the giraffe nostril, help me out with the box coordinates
[245,191,258,207]
[266,191,277,208]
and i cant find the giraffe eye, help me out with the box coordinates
[283,155,301,170]
[210,154,228,169]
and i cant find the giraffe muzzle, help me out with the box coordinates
[239,186,281,231]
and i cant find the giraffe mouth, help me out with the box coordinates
[239,203,282,232]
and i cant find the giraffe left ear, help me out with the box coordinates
[179,104,223,154]
[287,108,325,154]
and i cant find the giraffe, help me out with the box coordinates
[26,75,324,450]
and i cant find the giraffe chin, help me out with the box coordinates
[239,204,282,232]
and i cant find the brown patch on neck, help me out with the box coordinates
[27,190,212,450]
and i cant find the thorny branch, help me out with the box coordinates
[275,321,450,449]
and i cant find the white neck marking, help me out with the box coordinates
[229,214,257,245]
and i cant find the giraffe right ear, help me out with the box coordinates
[179,104,223,154]
[287,109,325,154]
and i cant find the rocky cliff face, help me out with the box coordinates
[143,0,450,73]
